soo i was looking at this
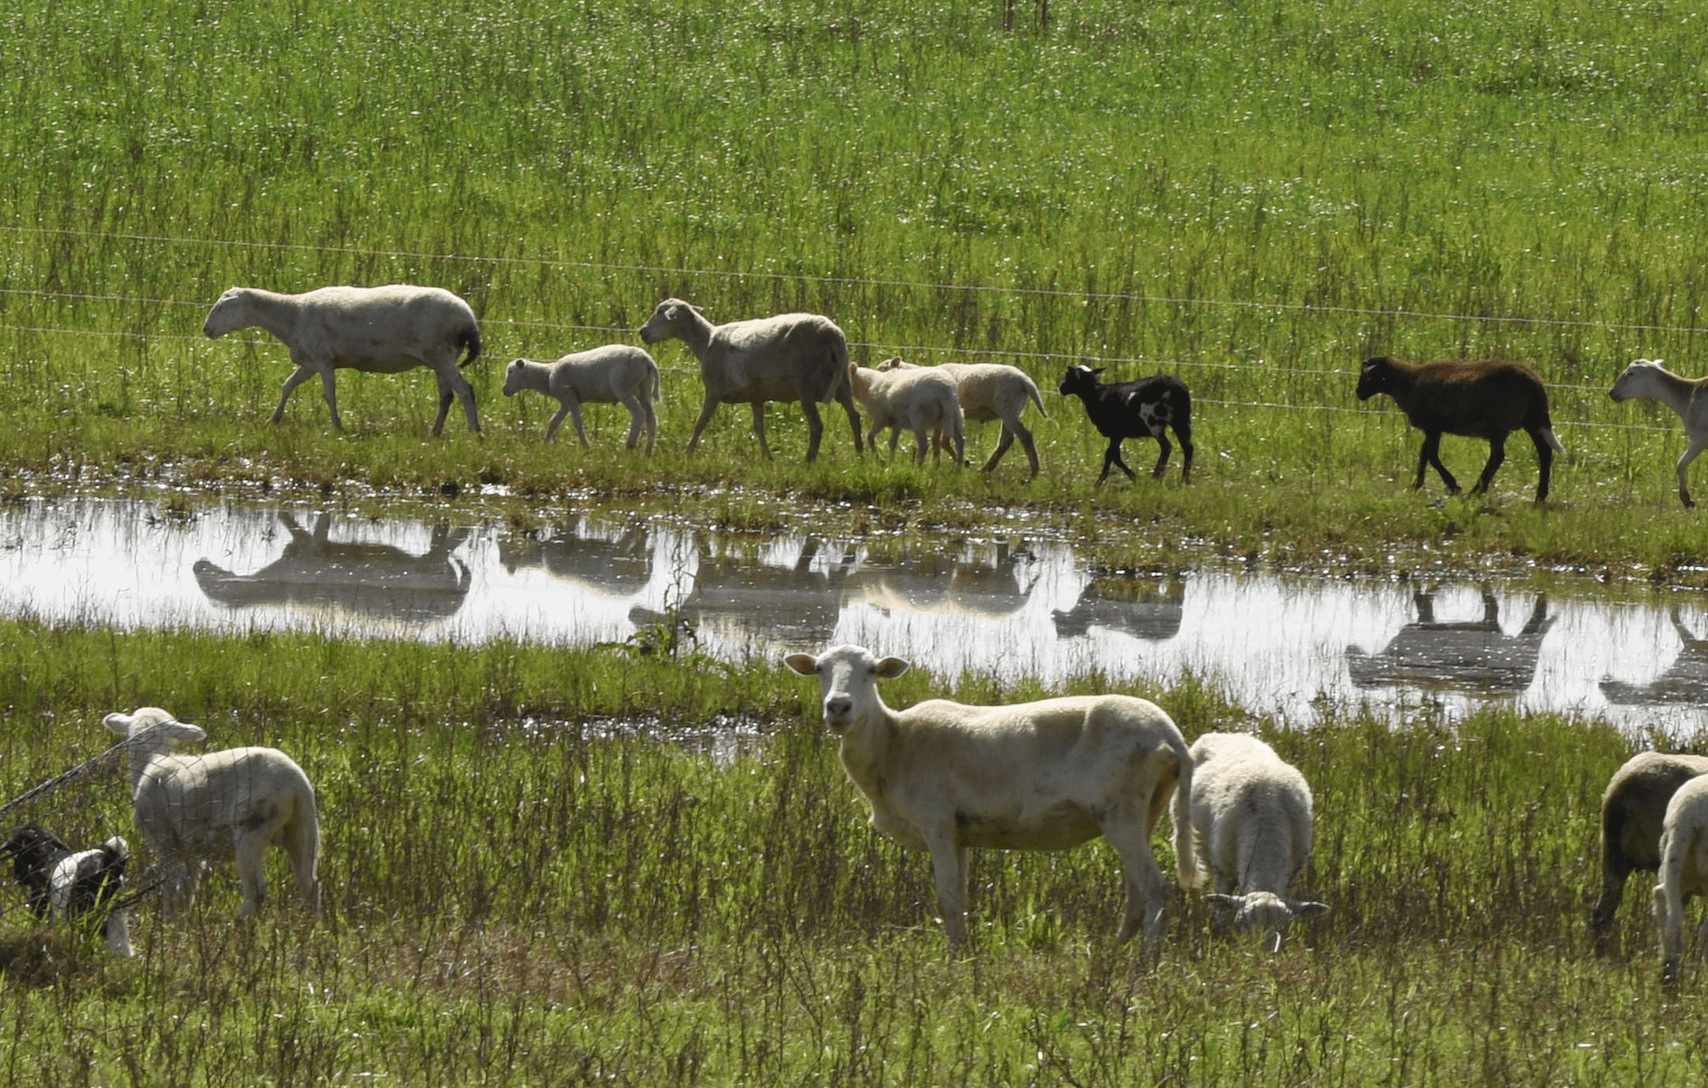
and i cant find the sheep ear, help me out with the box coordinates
[783,653,819,676]
[1292,900,1330,919]
[876,656,910,679]
[1090,367,1105,377]
[691,304,705,315]
[103,712,135,736]
[1205,893,1242,910]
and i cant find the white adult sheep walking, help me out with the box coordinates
[1608,359,1708,507]
[638,298,862,462]
[1653,773,1708,987]
[203,284,484,436]
[1184,732,1327,950]
[876,358,1048,477]
[847,362,965,467]
[104,707,320,922]
[502,345,662,449]
[784,644,1195,948]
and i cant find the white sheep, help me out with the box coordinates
[203,284,484,436]
[1592,750,1708,956]
[876,358,1048,477]
[846,362,966,467]
[1185,732,1327,950]
[1608,359,1708,507]
[502,345,662,449]
[104,707,320,922]
[1653,773,1708,986]
[638,298,863,462]
[784,644,1195,948]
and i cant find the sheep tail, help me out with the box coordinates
[1541,427,1564,453]
[1025,376,1048,418]
[1170,733,1199,890]
[456,324,483,369]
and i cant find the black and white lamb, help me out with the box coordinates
[2,823,133,956]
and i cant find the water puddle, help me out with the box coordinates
[0,496,1701,736]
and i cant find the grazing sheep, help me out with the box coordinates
[1355,355,1563,503]
[104,707,320,922]
[1184,732,1327,951]
[1608,358,1708,508]
[875,358,1048,477]
[1057,364,1194,484]
[1653,774,1708,986]
[784,644,1195,948]
[203,284,484,436]
[1593,750,1708,956]
[2,824,133,956]
[846,362,966,466]
[638,298,862,462]
[502,345,662,449]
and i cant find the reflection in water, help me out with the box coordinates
[1345,589,1554,695]
[1601,608,1708,707]
[1052,575,1185,642]
[193,512,473,625]
[498,520,653,598]
[0,497,1704,735]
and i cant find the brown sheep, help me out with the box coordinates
[1355,355,1564,503]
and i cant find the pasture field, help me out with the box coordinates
[5,1,1708,1084]
[2,0,1708,580]
[0,619,1702,1087]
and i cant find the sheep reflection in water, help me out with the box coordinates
[1345,588,1554,694]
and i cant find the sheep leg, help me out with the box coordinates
[754,402,781,459]
[272,365,322,426]
[1591,868,1628,957]
[1098,439,1135,486]
[1176,425,1195,482]
[1674,437,1705,508]
[926,835,971,947]
[836,386,864,455]
[1150,435,1173,478]
[1416,432,1459,492]
[686,394,722,454]
[544,404,573,443]
[232,832,270,921]
[317,369,346,430]
[554,400,590,447]
[982,427,1015,472]
[1471,435,1507,496]
[449,371,482,435]
[1103,819,1169,945]
[797,401,825,462]
[615,392,646,450]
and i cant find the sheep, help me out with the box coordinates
[2,824,133,956]
[875,358,1048,477]
[103,707,320,922]
[203,284,484,436]
[1608,358,1708,508]
[638,298,862,462]
[846,362,966,467]
[783,643,1195,948]
[1183,732,1327,951]
[502,345,662,450]
[1653,773,1708,986]
[1355,355,1564,504]
[1056,364,1194,484]
[1592,750,1708,956]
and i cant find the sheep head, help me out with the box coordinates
[104,708,207,782]
[1207,891,1329,951]
[1057,364,1103,397]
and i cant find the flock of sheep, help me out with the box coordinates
[200,283,1708,510]
[4,282,1706,978]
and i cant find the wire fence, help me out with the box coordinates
[0,223,1694,441]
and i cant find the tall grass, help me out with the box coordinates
[3,0,1708,574]
[0,619,1698,1086]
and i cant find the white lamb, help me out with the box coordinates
[847,363,966,467]
[639,298,863,462]
[1654,773,1708,987]
[876,357,1048,477]
[203,284,484,436]
[1185,732,1327,950]
[104,707,321,922]
[502,345,662,450]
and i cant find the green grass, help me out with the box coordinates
[0,619,1699,1086]
[3,0,1708,577]
[7,1,1708,1083]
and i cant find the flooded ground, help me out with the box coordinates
[1,496,1702,736]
